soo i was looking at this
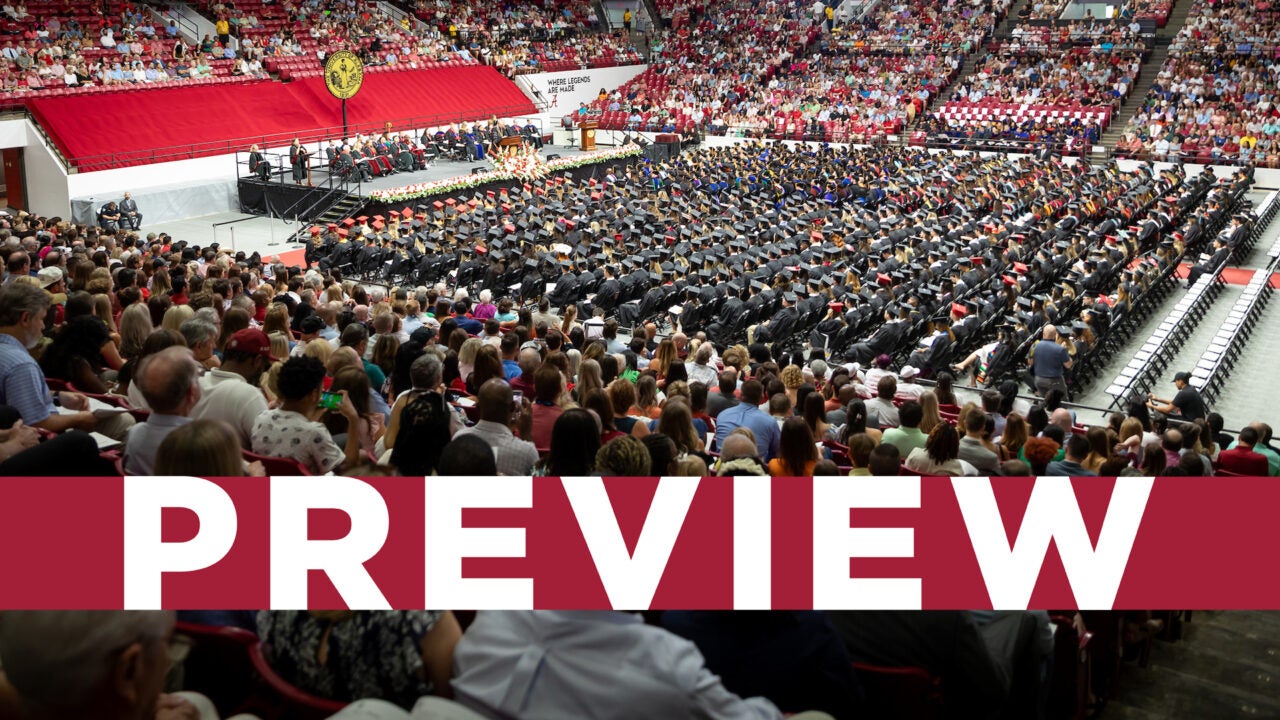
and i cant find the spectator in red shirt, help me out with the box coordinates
[1217,426,1270,475]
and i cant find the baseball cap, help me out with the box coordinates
[1173,371,1192,383]
[226,328,278,361]
[37,267,62,288]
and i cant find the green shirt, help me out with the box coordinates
[363,359,386,392]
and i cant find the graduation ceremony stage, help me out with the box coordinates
[236,141,647,225]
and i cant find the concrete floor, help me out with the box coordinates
[1073,189,1280,432]
[1108,611,1280,720]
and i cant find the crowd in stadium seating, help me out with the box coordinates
[946,48,1143,107]
[1115,54,1280,165]
[592,0,1011,139]
[488,30,642,75]
[6,605,1170,720]
[1111,0,1280,163]
[0,139,1265,482]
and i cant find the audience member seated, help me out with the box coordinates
[256,610,461,707]
[250,355,363,474]
[451,611,788,718]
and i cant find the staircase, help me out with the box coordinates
[1100,0,1195,148]
[638,0,664,30]
[912,0,1031,125]
[281,191,367,245]
[1099,45,1168,147]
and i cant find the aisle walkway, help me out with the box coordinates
[1109,611,1280,719]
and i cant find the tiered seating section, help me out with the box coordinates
[0,0,245,105]
[412,0,600,35]
[592,0,1006,140]
[490,32,643,75]
[1118,0,1280,165]
[916,45,1141,151]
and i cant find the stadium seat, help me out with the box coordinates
[242,449,313,476]
[247,642,349,719]
[852,662,944,719]
[174,621,261,716]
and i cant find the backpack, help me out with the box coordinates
[391,391,452,475]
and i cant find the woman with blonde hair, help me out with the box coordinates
[575,358,604,403]
[267,332,291,366]
[780,364,804,409]
[302,337,332,365]
[155,419,249,476]
[457,337,483,387]
[117,303,153,361]
[918,390,942,434]
[263,302,292,340]
[160,304,194,335]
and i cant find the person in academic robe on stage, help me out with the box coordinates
[395,135,419,172]
[248,143,271,181]
[290,139,311,186]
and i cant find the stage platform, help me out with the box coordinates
[237,141,642,221]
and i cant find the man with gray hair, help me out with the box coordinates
[123,346,202,475]
[688,342,719,387]
[0,283,99,434]
[0,610,192,720]
[180,318,220,371]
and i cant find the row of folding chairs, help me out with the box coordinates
[1190,268,1274,404]
[1106,269,1226,409]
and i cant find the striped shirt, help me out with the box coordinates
[0,333,55,425]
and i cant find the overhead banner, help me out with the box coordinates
[518,65,648,113]
[2,475,1278,610]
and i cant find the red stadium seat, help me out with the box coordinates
[242,449,312,476]
[853,663,944,719]
[247,642,349,719]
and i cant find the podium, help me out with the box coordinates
[580,121,598,151]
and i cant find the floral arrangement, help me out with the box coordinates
[368,145,643,202]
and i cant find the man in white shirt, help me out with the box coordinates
[453,611,783,720]
[190,328,273,445]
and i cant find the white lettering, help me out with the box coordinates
[563,476,698,609]
[123,476,237,609]
[426,476,533,609]
[812,477,921,609]
[270,476,390,609]
[953,476,1153,609]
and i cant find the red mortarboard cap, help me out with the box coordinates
[951,302,968,316]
